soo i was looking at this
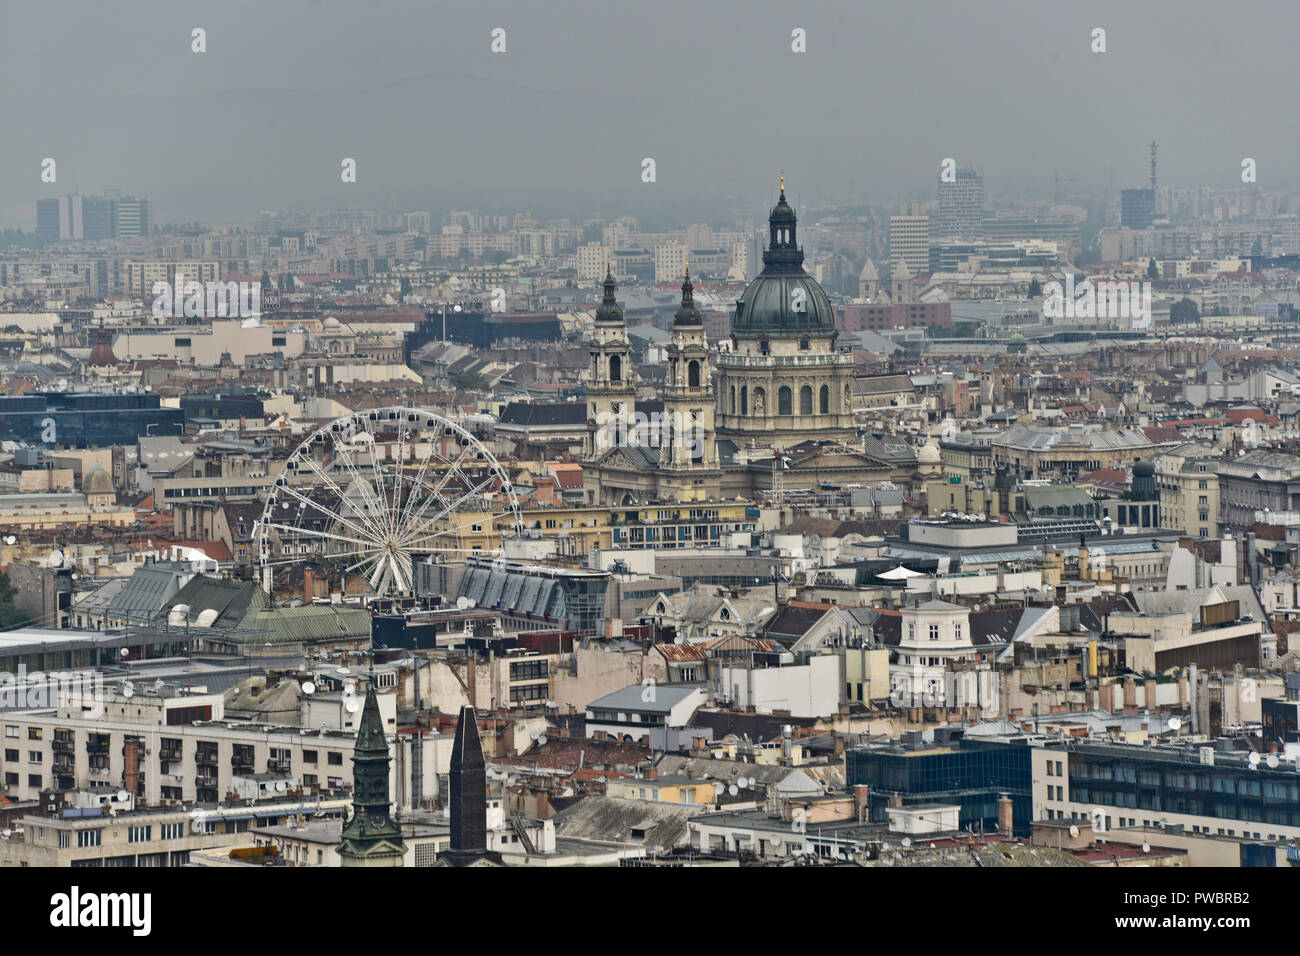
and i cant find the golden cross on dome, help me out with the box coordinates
[780,171,785,194]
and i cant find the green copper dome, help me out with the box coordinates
[732,178,836,337]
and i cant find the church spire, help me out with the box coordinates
[595,264,624,323]
[337,670,407,866]
[673,266,700,326]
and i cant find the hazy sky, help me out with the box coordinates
[3,0,1297,228]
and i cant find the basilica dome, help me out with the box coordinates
[731,178,836,337]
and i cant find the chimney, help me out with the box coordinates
[997,793,1013,834]
[123,738,140,798]
[303,568,314,604]
[644,766,658,780]
[853,784,870,823]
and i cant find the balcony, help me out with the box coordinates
[195,774,218,788]
[52,739,74,755]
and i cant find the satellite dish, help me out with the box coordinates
[275,780,287,792]
[1267,754,1280,769]
[714,783,725,796]
[3,535,15,545]
[1069,825,1079,838]
[771,835,783,847]
[901,837,912,848]
[1167,717,1182,731]
[121,680,134,698]
[344,697,361,713]
[728,784,738,796]
[49,548,64,566]
[1141,842,1150,854]
[116,790,130,802]
[337,666,351,675]
[301,682,316,695]
[1248,752,1261,769]
[456,597,473,609]
[119,648,130,659]
[537,735,548,746]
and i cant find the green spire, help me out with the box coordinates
[337,670,407,866]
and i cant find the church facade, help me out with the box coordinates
[585,181,918,506]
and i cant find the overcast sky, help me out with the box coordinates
[2,0,1296,228]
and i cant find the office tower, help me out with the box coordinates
[1121,188,1155,228]
[937,167,985,239]
[889,202,931,274]
[115,197,152,238]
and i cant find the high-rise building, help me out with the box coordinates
[937,168,985,239]
[115,197,152,238]
[889,203,930,274]
[1121,188,1156,228]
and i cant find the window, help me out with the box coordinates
[820,384,830,414]
[77,829,101,847]
[929,624,940,641]
[778,386,792,416]
[800,385,813,415]
[128,825,152,843]
[327,752,343,766]
[28,728,41,740]
[954,622,963,641]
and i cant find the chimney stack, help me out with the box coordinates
[997,793,1013,834]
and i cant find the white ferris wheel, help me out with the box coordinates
[254,407,521,598]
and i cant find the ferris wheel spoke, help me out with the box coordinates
[268,478,380,544]
[397,443,474,538]
[259,520,381,552]
[295,452,387,538]
[405,508,518,548]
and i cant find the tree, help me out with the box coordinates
[0,572,31,630]
[450,370,488,391]
[1147,258,1159,279]
[1170,297,1200,325]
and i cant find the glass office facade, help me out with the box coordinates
[846,738,1034,836]
[0,393,183,446]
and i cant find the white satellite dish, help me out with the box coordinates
[344,697,361,713]
[3,535,15,545]
[1069,825,1079,838]
[901,837,912,848]
[1248,752,1261,769]
[1167,717,1182,731]
[301,681,316,695]
[49,548,64,566]
[116,790,130,802]
[1266,754,1280,769]
[456,597,473,610]
[1141,842,1150,854]
[537,735,548,746]
[714,783,725,796]
[275,780,287,792]
[728,784,738,796]
[119,647,130,659]
[771,835,782,847]
[121,680,134,698]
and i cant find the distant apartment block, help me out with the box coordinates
[888,204,930,274]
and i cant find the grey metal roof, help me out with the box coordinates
[588,683,703,714]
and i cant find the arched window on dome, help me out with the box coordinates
[820,384,830,414]
[609,354,622,383]
[778,386,792,416]
[688,360,700,388]
[800,385,813,415]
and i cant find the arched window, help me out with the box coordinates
[740,385,748,416]
[730,386,736,414]
[760,339,770,356]
[778,386,792,416]
[800,385,813,415]
[820,384,830,414]
[688,360,700,388]
[609,354,621,383]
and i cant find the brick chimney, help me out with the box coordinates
[997,793,1013,834]
[303,568,314,604]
